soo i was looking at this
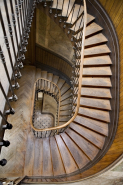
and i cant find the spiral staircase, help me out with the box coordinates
[0,0,120,184]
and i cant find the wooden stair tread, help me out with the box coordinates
[60,104,72,111]
[50,137,65,176]
[70,123,105,149]
[61,97,72,106]
[66,4,84,25]
[41,71,47,78]
[43,138,53,176]
[83,67,112,76]
[52,75,59,84]
[84,45,111,56]
[81,87,112,98]
[66,128,99,160]
[73,22,103,41]
[55,135,78,174]
[82,77,112,87]
[61,89,72,101]
[74,115,108,136]
[78,107,110,122]
[62,0,75,17]
[57,78,65,89]
[52,0,63,10]
[35,68,41,80]
[79,97,111,110]
[60,110,72,116]
[60,83,70,95]
[84,33,108,47]
[59,116,70,122]
[33,139,43,176]
[61,133,90,169]
[70,14,95,33]
[83,56,112,66]
[47,73,53,91]
[24,134,35,176]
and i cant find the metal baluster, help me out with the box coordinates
[0,111,13,130]
[54,0,58,18]
[3,0,22,77]
[0,10,20,89]
[0,47,18,102]
[0,81,15,115]
[9,0,23,69]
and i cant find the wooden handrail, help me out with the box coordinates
[30,0,87,132]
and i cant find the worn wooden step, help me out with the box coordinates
[43,138,53,176]
[83,56,112,66]
[41,71,48,89]
[57,78,65,89]
[78,107,110,122]
[50,137,65,176]
[81,87,112,99]
[55,135,78,174]
[47,73,53,92]
[24,134,35,176]
[51,0,63,13]
[60,83,70,95]
[79,97,111,110]
[66,128,99,160]
[82,77,112,87]
[33,139,43,176]
[61,133,90,168]
[73,22,103,41]
[66,4,84,25]
[76,33,108,49]
[59,116,70,122]
[70,122,105,149]
[61,0,75,17]
[84,33,108,48]
[61,89,72,101]
[60,104,72,111]
[52,75,59,84]
[60,110,72,116]
[70,14,95,33]
[59,121,66,126]
[74,115,108,136]
[84,45,111,57]
[35,68,41,81]
[82,67,112,77]
[61,97,72,106]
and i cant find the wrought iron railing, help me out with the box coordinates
[29,0,87,136]
[31,78,61,138]
[0,0,36,166]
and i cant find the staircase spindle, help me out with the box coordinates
[0,81,15,115]
[0,47,18,102]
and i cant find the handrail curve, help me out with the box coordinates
[30,0,87,133]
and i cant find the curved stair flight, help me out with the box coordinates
[23,0,112,178]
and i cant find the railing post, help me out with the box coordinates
[0,10,20,90]
[0,82,15,115]
[0,47,18,102]
[0,111,13,130]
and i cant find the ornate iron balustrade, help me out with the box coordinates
[0,0,36,165]
[29,0,87,137]
[31,78,62,138]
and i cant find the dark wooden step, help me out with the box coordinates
[61,133,90,169]
[66,128,99,160]
[55,135,78,174]
[70,122,105,149]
